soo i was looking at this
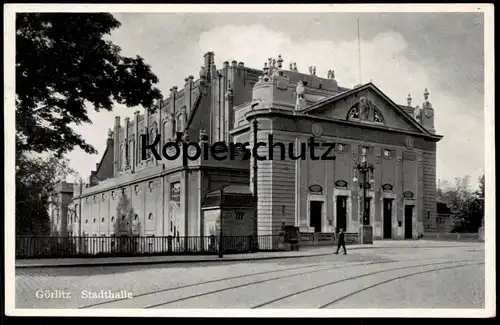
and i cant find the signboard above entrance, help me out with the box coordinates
[403,191,414,199]
[309,184,323,193]
[382,183,394,192]
[335,180,348,188]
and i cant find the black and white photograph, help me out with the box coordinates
[5,4,495,317]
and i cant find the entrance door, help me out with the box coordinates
[336,196,347,232]
[404,205,414,239]
[383,199,392,239]
[310,201,323,233]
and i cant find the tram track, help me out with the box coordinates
[80,259,379,308]
[141,258,481,309]
[252,260,483,309]
[318,262,484,308]
[78,254,483,309]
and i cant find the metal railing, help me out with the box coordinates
[16,232,359,259]
[15,235,285,259]
[299,232,359,246]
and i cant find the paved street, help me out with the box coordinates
[15,241,485,309]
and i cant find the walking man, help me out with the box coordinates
[335,228,347,255]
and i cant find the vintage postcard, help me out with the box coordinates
[4,3,495,318]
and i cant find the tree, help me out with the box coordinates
[438,175,485,233]
[16,13,162,157]
[16,152,78,236]
[113,192,141,254]
[477,174,485,198]
[437,176,472,213]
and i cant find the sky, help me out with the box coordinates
[65,11,485,190]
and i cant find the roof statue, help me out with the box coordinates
[277,54,283,68]
[295,80,306,111]
[422,88,432,109]
[414,105,421,123]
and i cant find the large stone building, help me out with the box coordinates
[60,52,442,242]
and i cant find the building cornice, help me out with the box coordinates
[241,108,443,142]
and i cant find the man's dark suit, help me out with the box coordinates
[336,231,347,254]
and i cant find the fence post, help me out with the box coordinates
[167,235,172,253]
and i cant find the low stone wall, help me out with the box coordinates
[422,232,481,242]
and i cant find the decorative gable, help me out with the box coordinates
[303,83,429,135]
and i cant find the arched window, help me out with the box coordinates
[171,182,181,204]
[148,213,153,220]
[177,115,183,133]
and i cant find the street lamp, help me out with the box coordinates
[354,147,374,244]
[219,186,224,258]
[250,101,261,253]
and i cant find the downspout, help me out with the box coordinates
[217,73,222,141]
[162,165,165,236]
[183,140,189,246]
[79,181,83,237]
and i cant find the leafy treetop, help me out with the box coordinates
[16,13,162,157]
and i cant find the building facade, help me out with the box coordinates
[58,52,442,242]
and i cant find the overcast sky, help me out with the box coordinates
[66,11,485,189]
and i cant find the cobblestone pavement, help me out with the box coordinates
[15,242,486,309]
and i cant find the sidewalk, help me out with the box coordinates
[15,240,482,268]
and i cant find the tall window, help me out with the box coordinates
[128,139,134,167]
[138,132,144,163]
[171,182,181,204]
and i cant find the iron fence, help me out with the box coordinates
[299,232,359,246]
[15,234,285,259]
[16,232,359,259]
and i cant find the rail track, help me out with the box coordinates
[79,256,483,309]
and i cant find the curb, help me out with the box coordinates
[14,243,482,269]
[15,247,370,269]
[15,252,332,269]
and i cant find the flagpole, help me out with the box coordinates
[357,18,362,85]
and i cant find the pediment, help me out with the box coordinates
[303,83,427,135]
